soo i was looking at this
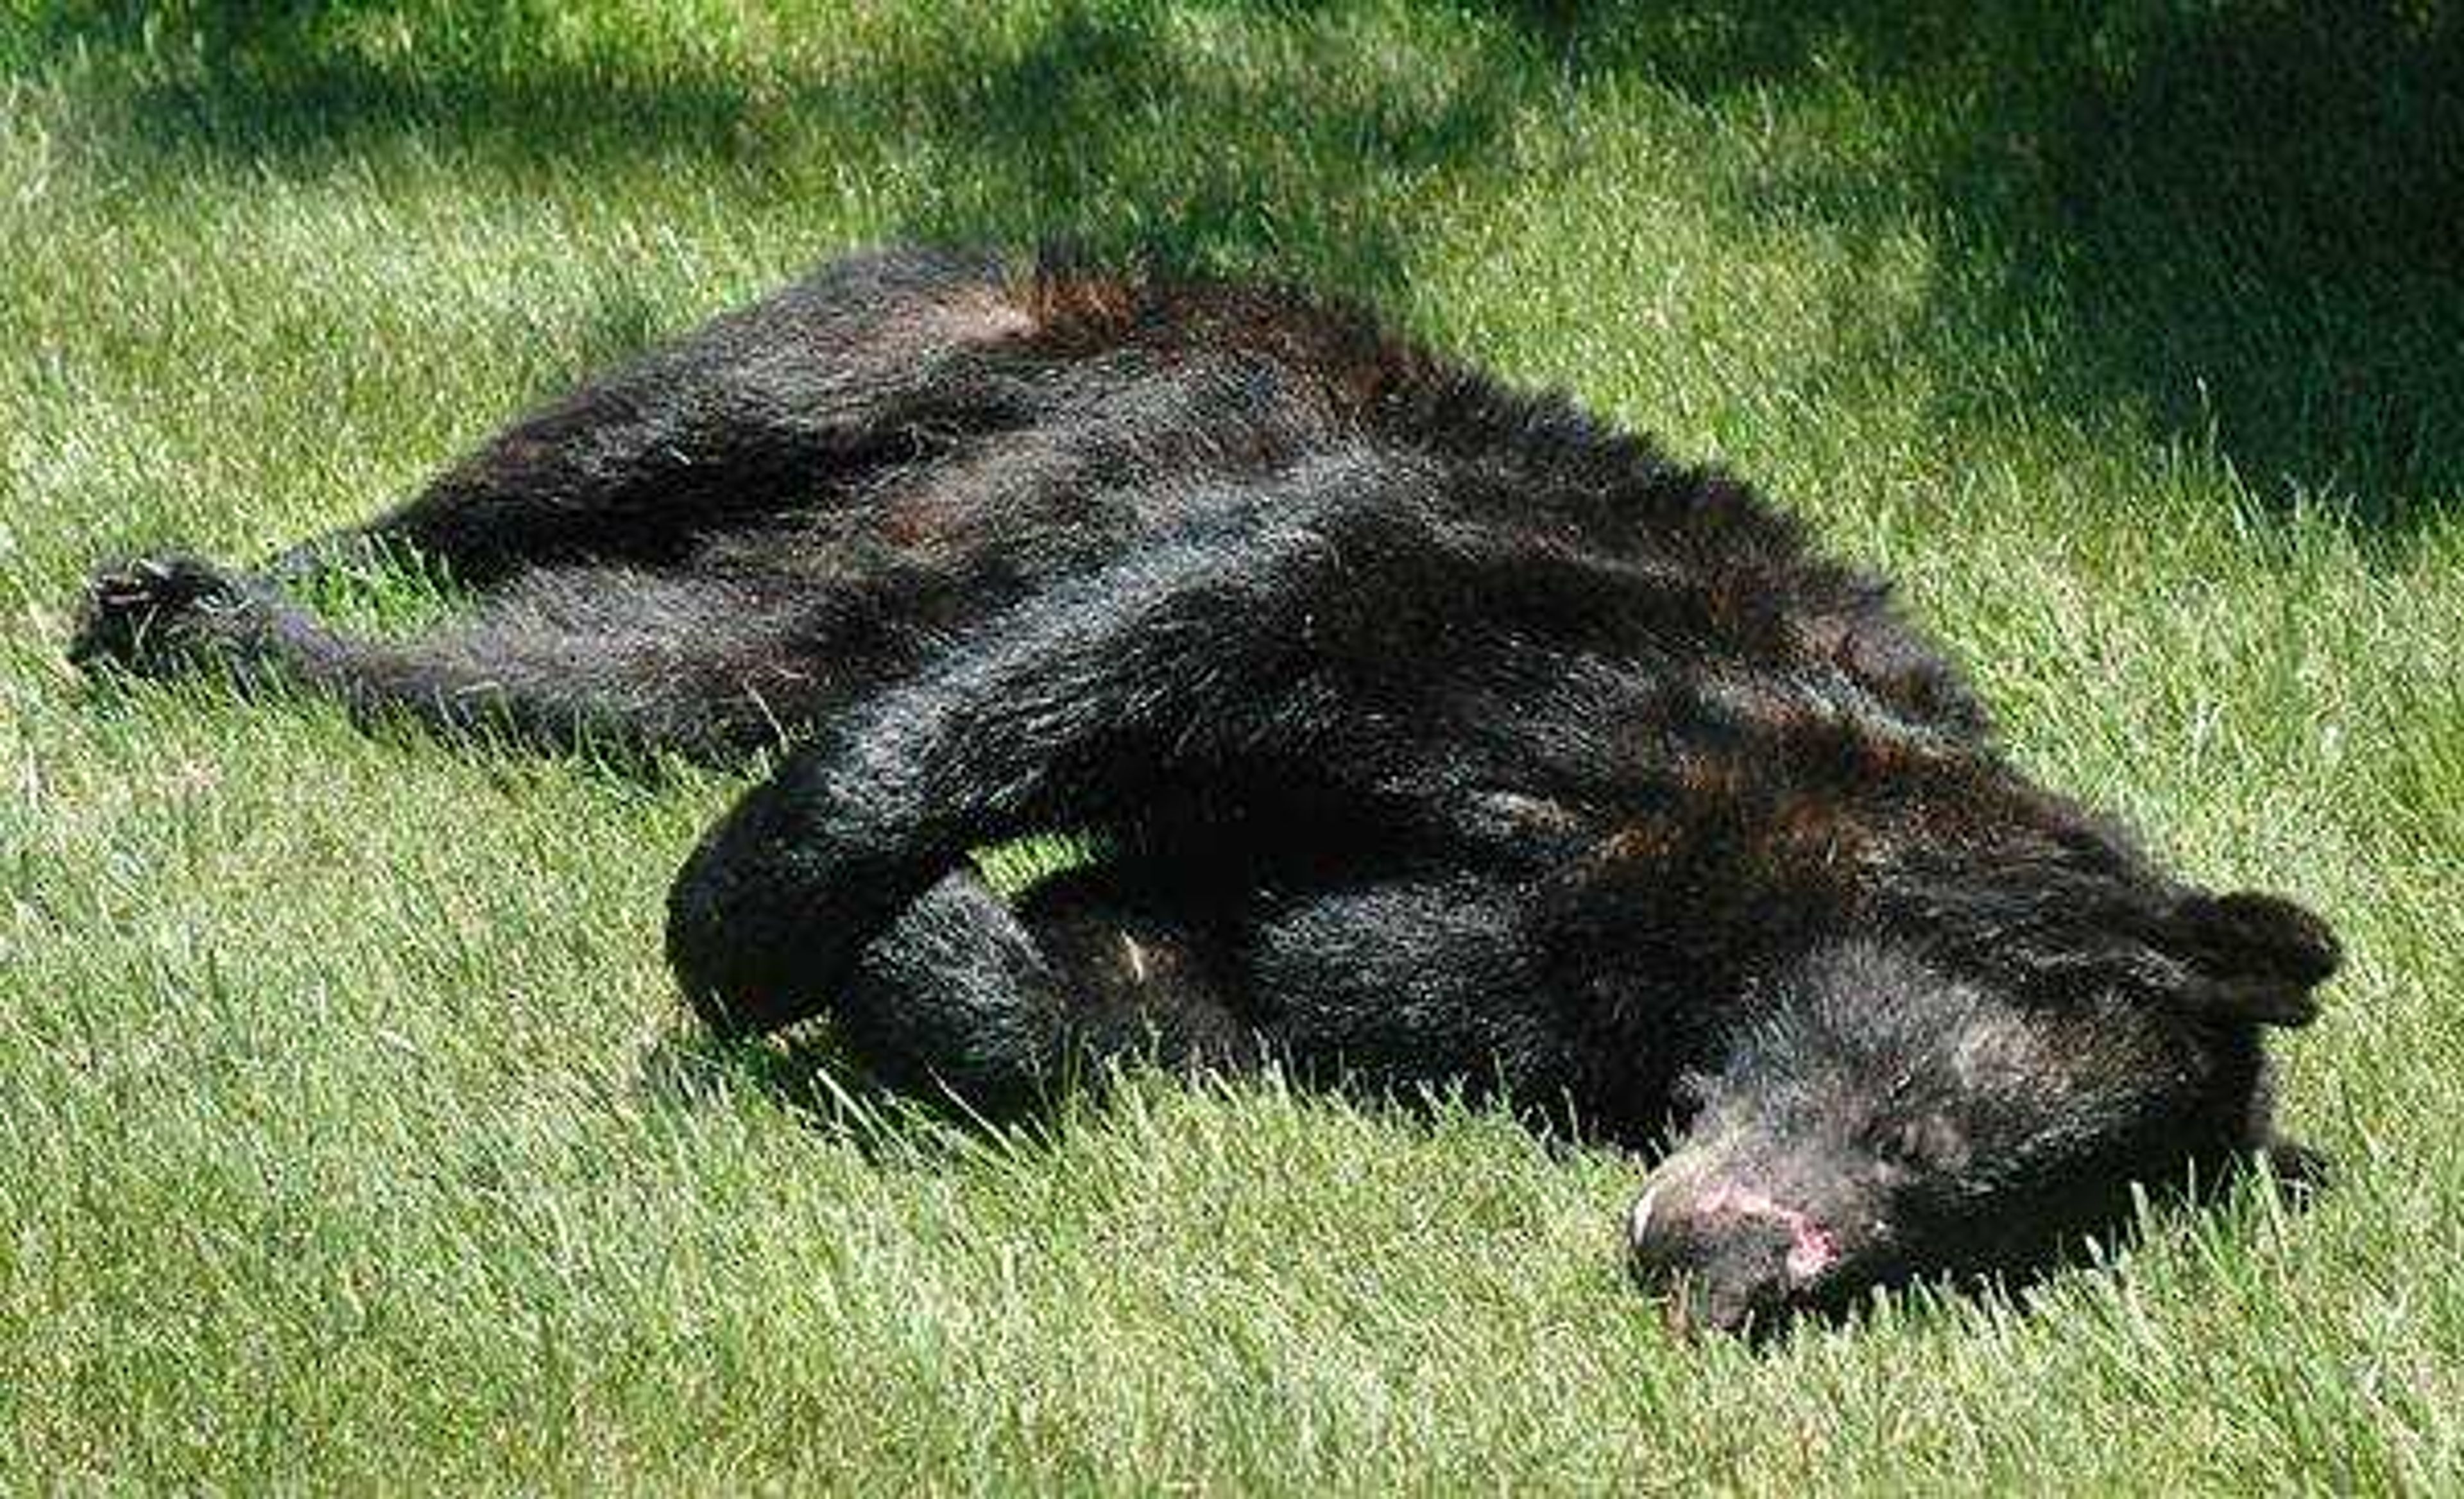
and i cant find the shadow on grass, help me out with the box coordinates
[1489,2,2463,535]
[27,1,2460,532]
[35,0,1519,304]
[637,1016,2313,1350]
[636,1025,1060,1167]
[634,1013,1604,1176]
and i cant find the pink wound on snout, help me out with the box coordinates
[1784,1221,1840,1280]
[1697,1183,1840,1282]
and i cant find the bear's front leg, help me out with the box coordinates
[663,471,1463,1039]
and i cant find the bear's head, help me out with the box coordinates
[1625,889,2338,1339]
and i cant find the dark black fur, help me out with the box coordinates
[72,244,2340,1336]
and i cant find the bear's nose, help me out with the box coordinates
[1626,1176,1839,1338]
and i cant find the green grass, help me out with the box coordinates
[4,1,2461,1489]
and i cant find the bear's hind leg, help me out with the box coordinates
[69,556,848,762]
[270,246,1031,590]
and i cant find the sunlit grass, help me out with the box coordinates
[3,1,2458,1489]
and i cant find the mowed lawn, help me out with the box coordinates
[3,1,2460,1490]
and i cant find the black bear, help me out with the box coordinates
[72,244,2339,1337]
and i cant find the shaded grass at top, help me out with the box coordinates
[15,0,2461,536]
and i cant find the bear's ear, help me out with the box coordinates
[2160,891,2341,1027]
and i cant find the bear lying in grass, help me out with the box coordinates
[72,244,2339,1337]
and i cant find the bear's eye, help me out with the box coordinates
[1885,1113,1971,1174]
[1670,1068,1719,1116]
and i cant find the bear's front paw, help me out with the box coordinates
[68,554,266,677]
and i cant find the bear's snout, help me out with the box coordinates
[1627,1167,1844,1339]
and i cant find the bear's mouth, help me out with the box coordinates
[1626,1164,1857,1337]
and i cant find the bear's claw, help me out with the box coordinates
[68,553,259,676]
